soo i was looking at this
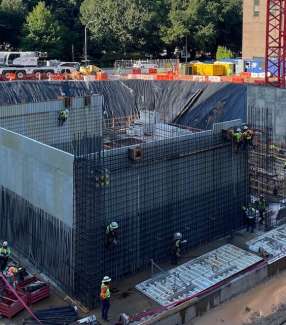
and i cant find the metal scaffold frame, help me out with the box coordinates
[265,0,286,87]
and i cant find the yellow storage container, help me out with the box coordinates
[202,64,225,76]
[191,63,226,76]
[215,62,234,76]
[191,62,203,75]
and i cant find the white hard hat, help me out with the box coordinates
[102,276,111,283]
[243,125,248,130]
[236,128,241,132]
[2,241,8,247]
[174,232,182,240]
[110,222,119,230]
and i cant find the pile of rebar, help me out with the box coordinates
[23,306,78,325]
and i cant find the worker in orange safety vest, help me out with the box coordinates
[100,276,111,321]
[4,265,18,288]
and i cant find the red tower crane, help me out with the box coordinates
[265,0,286,87]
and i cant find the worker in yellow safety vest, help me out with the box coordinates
[0,241,11,272]
[58,108,69,126]
[100,276,111,321]
[242,125,254,149]
[232,128,242,152]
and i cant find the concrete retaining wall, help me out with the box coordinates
[247,86,286,143]
[0,127,74,226]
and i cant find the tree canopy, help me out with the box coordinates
[21,1,64,57]
[0,0,242,62]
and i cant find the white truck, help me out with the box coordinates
[0,51,78,79]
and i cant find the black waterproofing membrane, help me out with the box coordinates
[0,80,247,130]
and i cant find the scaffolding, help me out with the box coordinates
[0,96,248,308]
[248,103,286,200]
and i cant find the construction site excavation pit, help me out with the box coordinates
[0,79,251,311]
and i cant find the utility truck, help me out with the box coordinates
[0,51,78,79]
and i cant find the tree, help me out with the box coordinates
[80,0,153,55]
[21,2,65,58]
[216,45,234,60]
[162,0,242,56]
[43,0,83,60]
[0,0,25,48]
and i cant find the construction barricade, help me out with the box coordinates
[96,72,108,80]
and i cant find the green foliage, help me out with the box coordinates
[80,0,152,53]
[0,0,23,12]
[21,2,64,58]
[162,0,242,53]
[0,0,24,48]
[216,45,234,60]
[0,0,242,61]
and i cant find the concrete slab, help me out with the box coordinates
[247,224,286,263]
[136,244,263,306]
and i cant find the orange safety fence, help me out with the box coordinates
[96,72,108,80]
[0,70,268,86]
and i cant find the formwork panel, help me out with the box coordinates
[136,244,263,306]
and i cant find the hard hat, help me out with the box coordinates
[174,232,182,240]
[243,125,248,130]
[2,241,8,247]
[236,128,241,132]
[102,276,111,283]
[110,221,119,230]
[260,194,264,198]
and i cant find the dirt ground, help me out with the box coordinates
[194,270,286,325]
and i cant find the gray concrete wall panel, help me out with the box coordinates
[0,128,74,226]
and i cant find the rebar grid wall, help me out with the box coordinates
[248,86,286,199]
[0,96,103,154]
[0,94,248,308]
[0,95,103,296]
[73,119,248,307]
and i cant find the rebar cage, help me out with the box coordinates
[0,95,248,307]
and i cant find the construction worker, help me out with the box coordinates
[58,108,69,126]
[170,233,187,265]
[256,195,268,225]
[242,125,254,149]
[105,222,119,248]
[232,128,242,152]
[243,205,257,233]
[4,264,18,288]
[0,241,11,272]
[100,276,111,321]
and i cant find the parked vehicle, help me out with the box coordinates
[0,51,78,79]
[132,61,158,69]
